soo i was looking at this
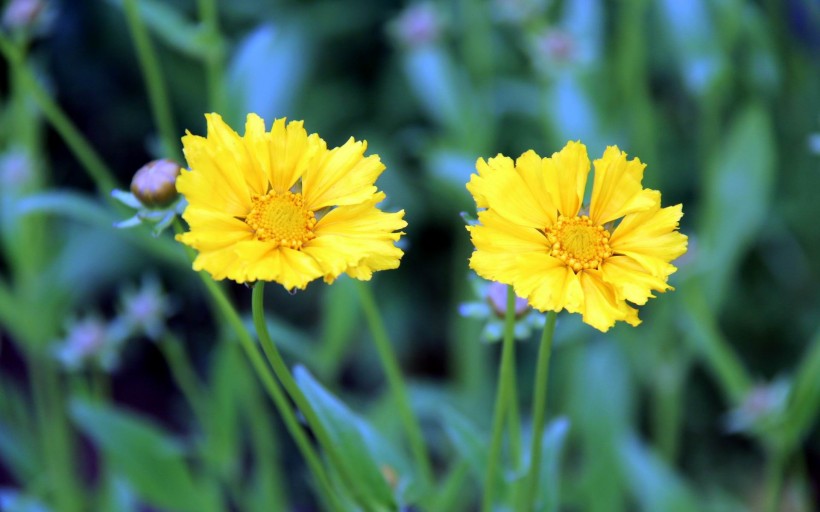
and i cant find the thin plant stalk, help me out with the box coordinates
[763,449,787,512]
[173,223,340,509]
[481,285,520,512]
[0,35,118,195]
[522,311,557,510]
[197,0,226,113]
[355,280,435,486]
[158,333,208,424]
[122,0,181,161]
[251,282,370,508]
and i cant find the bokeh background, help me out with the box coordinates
[1,0,819,510]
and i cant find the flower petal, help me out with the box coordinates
[304,192,406,282]
[266,118,325,194]
[231,241,324,289]
[543,140,590,218]
[610,202,688,277]
[467,154,553,229]
[579,270,640,332]
[302,138,384,210]
[179,134,252,217]
[589,146,656,225]
[177,207,253,251]
[512,254,584,314]
[601,255,672,306]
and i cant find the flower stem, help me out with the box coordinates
[522,311,557,510]
[197,0,226,113]
[158,333,208,424]
[251,282,369,509]
[355,280,435,486]
[172,223,340,509]
[122,0,181,161]
[0,35,118,195]
[481,285,521,512]
[763,449,787,512]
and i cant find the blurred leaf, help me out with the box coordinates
[225,24,311,127]
[294,366,397,510]
[620,436,700,512]
[698,103,775,308]
[537,417,571,512]
[16,191,114,226]
[104,0,211,58]
[440,407,494,488]
[70,399,215,512]
[545,74,601,148]
[781,326,820,448]
[317,276,360,379]
[656,0,727,96]
[567,341,633,512]
[0,490,51,512]
[206,340,244,479]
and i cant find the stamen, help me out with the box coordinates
[545,215,612,271]
[245,191,316,249]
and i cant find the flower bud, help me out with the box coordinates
[130,159,181,208]
[486,281,530,319]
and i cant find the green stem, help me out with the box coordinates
[251,282,370,510]
[158,333,208,424]
[0,35,118,195]
[197,0,226,113]
[482,285,521,512]
[355,280,435,486]
[122,0,181,161]
[763,450,787,512]
[172,223,339,509]
[682,285,751,404]
[522,311,557,511]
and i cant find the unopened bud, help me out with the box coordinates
[130,159,181,208]
[487,281,529,319]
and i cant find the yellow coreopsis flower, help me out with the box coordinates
[466,141,687,332]
[176,113,407,290]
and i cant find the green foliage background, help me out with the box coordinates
[1,0,819,510]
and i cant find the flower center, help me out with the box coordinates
[245,191,316,249]
[545,215,612,271]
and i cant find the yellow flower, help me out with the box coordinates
[176,113,407,290]
[466,141,687,332]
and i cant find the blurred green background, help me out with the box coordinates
[1,0,819,510]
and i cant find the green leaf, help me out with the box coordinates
[620,436,700,512]
[70,399,215,512]
[104,0,211,58]
[317,276,360,379]
[294,366,397,510]
[698,103,775,308]
[781,327,820,449]
[225,24,311,127]
[537,417,571,512]
[440,407,492,488]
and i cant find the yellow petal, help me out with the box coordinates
[589,146,656,225]
[610,202,688,277]
[231,241,324,289]
[179,134,252,217]
[302,138,384,210]
[177,207,253,251]
[191,246,242,281]
[304,192,406,282]
[466,154,553,229]
[516,150,558,226]
[543,141,590,218]
[467,209,547,255]
[512,253,584,313]
[205,113,266,197]
[266,118,325,194]
[601,255,672,305]
[579,270,640,332]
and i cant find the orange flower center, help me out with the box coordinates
[245,191,316,249]
[545,215,612,271]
